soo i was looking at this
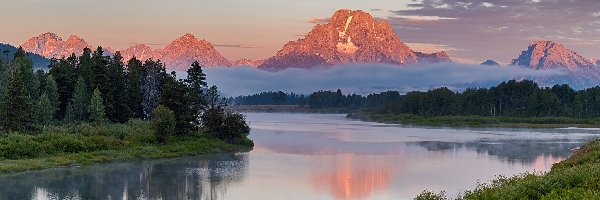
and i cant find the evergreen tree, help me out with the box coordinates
[160,72,195,135]
[78,48,94,92]
[185,61,207,124]
[35,69,46,98]
[65,77,90,122]
[12,47,37,99]
[90,47,109,94]
[45,75,60,116]
[49,56,77,119]
[105,52,131,123]
[0,57,9,121]
[2,69,33,132]
[35,93,54,125]
[88,88,106,123]
[126,57,144,119]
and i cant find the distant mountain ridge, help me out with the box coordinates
[120,34,231,70]
[511,40,600,86]
[259,9,451,71]
[21,32,91,58]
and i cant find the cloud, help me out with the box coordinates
[201,63,567,97]
[306,17,330,24]
[405,42,463,53]
[213,44,260,49]
[389,0,600,63]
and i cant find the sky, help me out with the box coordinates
[2,0,600,64]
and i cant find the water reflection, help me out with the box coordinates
[1,113,599,200]
[310,155,394,200]
[0,153,249,200]
[409,139,581,164]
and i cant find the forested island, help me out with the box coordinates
[0,47,252,172]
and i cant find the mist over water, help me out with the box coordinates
[200,63,567,96]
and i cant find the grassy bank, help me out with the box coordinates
[415,138,600,199]
[348,113,600,128]
[0,120,253,173]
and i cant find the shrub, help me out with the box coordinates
[152,105,175,145]
[0,134,44,159]
[414,190,447,200]
[201,108,250,144]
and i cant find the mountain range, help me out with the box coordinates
[259,9,450,71]
[6,9,600,87]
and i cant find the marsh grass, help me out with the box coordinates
[0,119,252,173]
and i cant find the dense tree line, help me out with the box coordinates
[305,80,600,118]
[0,47,249,144]
[229,91,306,106]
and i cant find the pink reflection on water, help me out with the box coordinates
[532,154,564,172]
[310,154,396,200]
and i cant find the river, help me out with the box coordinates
[1,113,598,200]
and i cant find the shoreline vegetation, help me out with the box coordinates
[347,113,600,128]
[0,47,253,173]
[415,138,600,199]
[0,120,252,173]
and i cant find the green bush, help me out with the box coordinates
[39,133,85,153]
[414,190,446,200]
[152,105,175,145]
[0,134,44,159]
[201,108,251,144]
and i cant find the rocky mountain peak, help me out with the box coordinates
[511,40,600,86]
[21,32,90,58]
[511,40,594,70]
[66,35,84,43]
[259,9,449,71]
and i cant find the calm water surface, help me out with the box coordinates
[1,113,599,200]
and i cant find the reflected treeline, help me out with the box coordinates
[0,153,249,200]
[410,139,586,164]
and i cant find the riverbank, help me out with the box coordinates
[0,120,253,173]
[229,105,352,113]
[348,113,600,128]
[436,138,600,199]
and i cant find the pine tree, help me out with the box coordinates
[160,72,195,135]
[49,57,77,119]
[127,57,144,119]
[185,61,207,126]
[35,92,54,125]
[35,69,46,97]
[0,57,9,122]
[13,47,37,99]
[88,88,106,123]
[105,52,131,123]
[90,47,109,95]
[45,75,60,116]
[1,69,33,132]
[65,77,90,122]
[78,48,94,92]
